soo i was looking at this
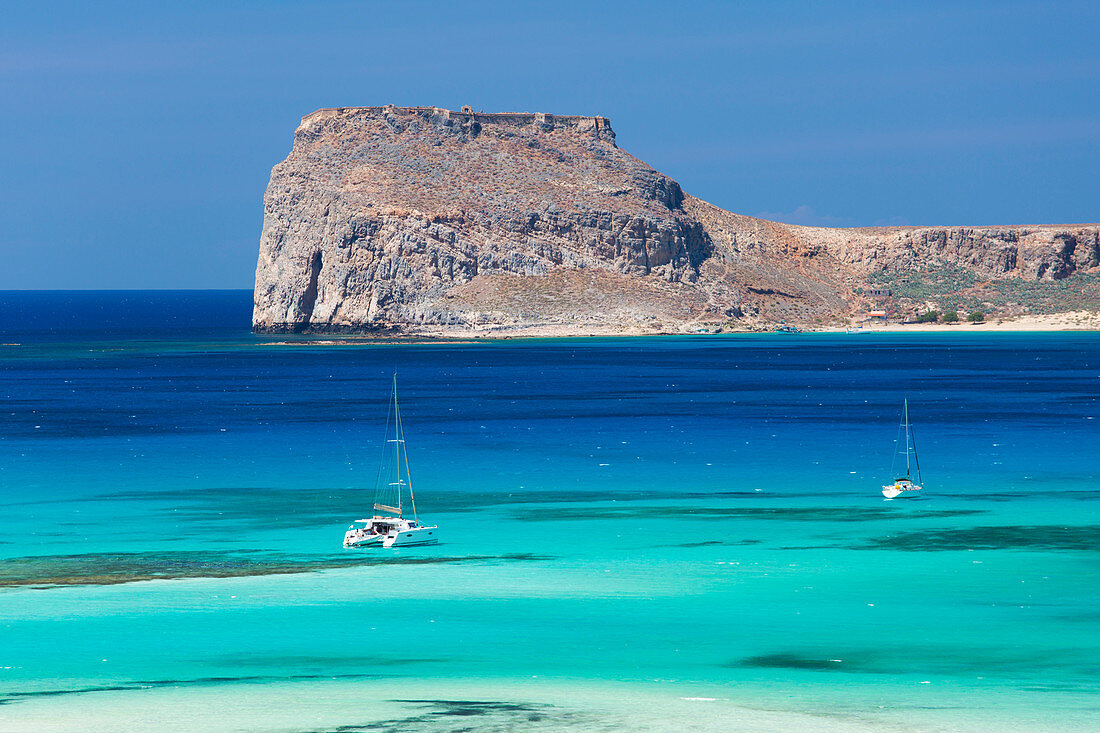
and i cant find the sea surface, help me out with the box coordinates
[1,290,1097,732]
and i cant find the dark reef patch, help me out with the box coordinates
[81,486,990,531]
[731,648,1100,678]
[862,525,1100,552]
[306,698,583,733]
[84,487,769,532]
[0,551,550,588]
[668,539,763,548]
[938,489,1100,503]
[511,505,985,523]
[211,654,446,670]
[394,699,548,717]
[0,672,388,706]
[736,653,851,671]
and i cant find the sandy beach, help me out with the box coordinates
[252,310,1100,343]
[827,310,1100,333]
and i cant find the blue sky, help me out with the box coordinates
[1,0,1096,288]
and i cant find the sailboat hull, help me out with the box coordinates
[882,483,922,499]
[882,399,924,499]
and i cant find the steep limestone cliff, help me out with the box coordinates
[253,106,1099,333]
[253,106,712,333]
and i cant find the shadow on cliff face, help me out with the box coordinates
[292,250,324,332]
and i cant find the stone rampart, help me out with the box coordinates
[297,105,613,142]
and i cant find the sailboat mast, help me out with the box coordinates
[909,402,922,486]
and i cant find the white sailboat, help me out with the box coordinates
[882,398,923,499]
[343,376,439,548]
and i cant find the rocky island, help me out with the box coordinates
[252,106,1099,335]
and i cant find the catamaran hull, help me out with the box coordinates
[344,526,439,549]
[343,534,385,548]
[384,529,440,548]
[882,484,923,499]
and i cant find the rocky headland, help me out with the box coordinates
[253,106,1099,335]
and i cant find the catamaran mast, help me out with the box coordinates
[393,374,402,515]
[390,374,419,523]
[397,389,418,523]
[904,398,911,479]
[370,375,420,522]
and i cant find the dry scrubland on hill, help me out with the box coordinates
[252,106,1100,335]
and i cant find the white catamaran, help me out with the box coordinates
[882,398,923,499]
[343,376,439,548]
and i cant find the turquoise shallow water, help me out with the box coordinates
[0,292,1098,731]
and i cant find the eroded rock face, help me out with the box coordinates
[253,106,1099,333]
[822,226,1100,281]
[253,106,709,333]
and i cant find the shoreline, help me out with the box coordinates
[253,311,1100,343]
[821,310,1100,333]
[0,673,1085,733]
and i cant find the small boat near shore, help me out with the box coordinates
[343,375,439,548]
[882,398,923,499]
